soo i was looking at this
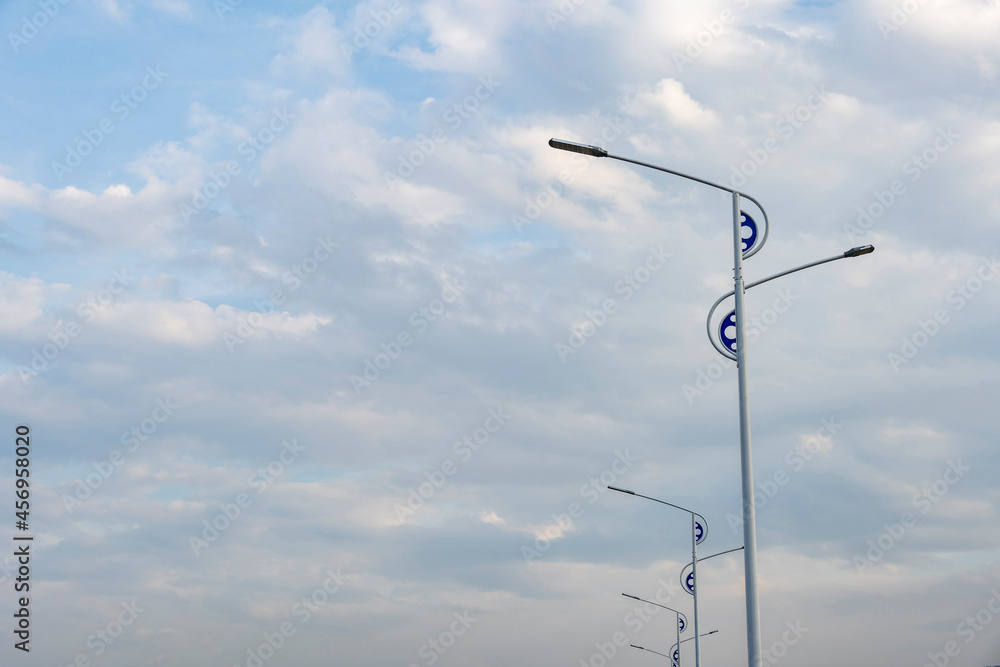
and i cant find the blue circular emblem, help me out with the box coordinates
[741,211,758,255]
[719,310,738,354]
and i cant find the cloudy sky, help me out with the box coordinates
[1,0,999,665]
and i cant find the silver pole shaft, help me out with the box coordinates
[733,192,762,667]
[677,611,681,667]
[692,513,701,667]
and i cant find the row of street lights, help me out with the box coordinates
[547,137,875,667]
[612,485,742,667]
[610,486,710,667]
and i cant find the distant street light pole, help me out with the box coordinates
[548,137,876,667]
[609,486,706,667]
[622,594,687,667]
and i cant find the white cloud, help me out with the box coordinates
[0,174,44,209]
[393,0,513,72]
[625,78,720,130]
[91,299,332,347]
[270,6,348,77]
[0,273,63,337]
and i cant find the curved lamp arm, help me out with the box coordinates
[547,139,770,258]
[607,486,708,530]
[622,593,688,629]
[631,644,674,661]
[706,245,875,359]
[630,632,719,663]
[678,630,719,646]
[698,545,744,563]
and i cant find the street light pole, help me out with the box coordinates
[548,137,876,667]
[622,594,686,667]
[729,189,762,667]
[690,511,700,667]
[608,486,706,667]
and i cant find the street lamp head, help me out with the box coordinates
[548,138,608,158]
[622,593,641,601]
[631,645,644,650]
[843,244,875,258]
[607,485,635,495]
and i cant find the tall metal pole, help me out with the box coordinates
[732,192,762,667]
[691,513,700,667]
[676,607,681,667]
